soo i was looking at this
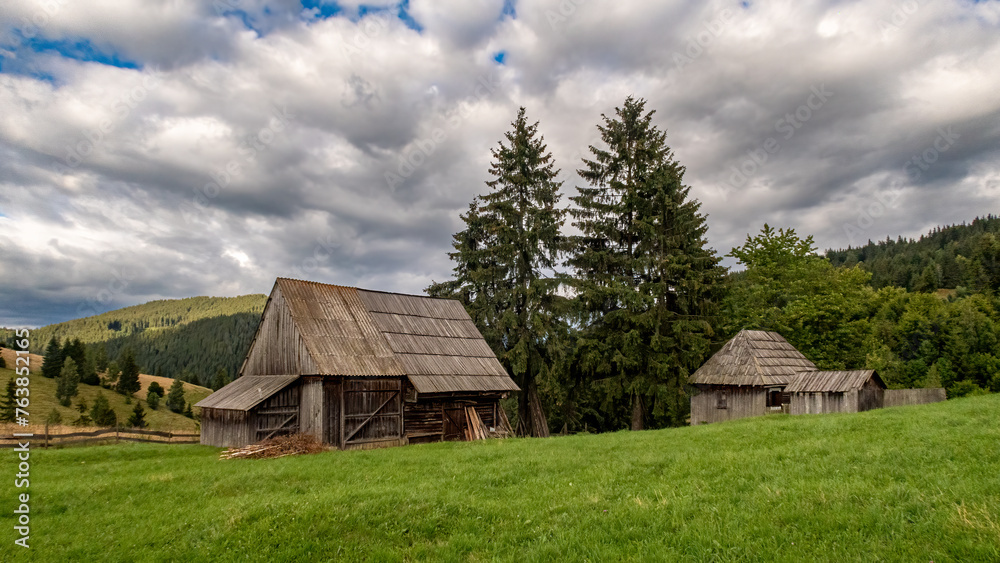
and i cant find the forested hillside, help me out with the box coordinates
[826,215,1000,291]
[13,295,265,388]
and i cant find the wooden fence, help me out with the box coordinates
[0,427,200,448]
[884,388,947,407]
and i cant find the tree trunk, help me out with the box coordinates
[631,393,644,431]
[517,376,550,438]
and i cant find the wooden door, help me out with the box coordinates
[442,405,466,441]
[324,380,341,448]
[341,378,403,447]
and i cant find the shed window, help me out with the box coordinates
[717,390,728,409]
[767,389,783,408]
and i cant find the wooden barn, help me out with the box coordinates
[785,370,885,415]
[196,278,519,449]
[688,330,818,425]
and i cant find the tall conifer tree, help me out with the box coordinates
[569,96,724,429]
[428,107,566,437]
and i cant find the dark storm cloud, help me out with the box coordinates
[1,0,999,326]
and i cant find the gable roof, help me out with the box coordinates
[784,370,884,393]
[232,278,518,397]
[195,375,298,411]
[689,330,818,387]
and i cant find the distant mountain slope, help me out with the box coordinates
[23,294,266,388]
[826,215,1000,291]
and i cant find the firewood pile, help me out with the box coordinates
[220,433,326,460]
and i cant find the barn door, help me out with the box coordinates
[442,405,466,441]
[342,378,403,447]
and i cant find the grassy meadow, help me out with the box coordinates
[3,394,999,561]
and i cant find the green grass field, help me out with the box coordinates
[4,395,999,562]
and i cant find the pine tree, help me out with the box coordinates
[0,379,16,422]
[427,107,566,437]
[116,348,141,396]
[147,381,165,398]
[568,96,724,430]
[103,361,121,389]
[147,392,160,410]
[127,401,147,429]
[165,379,186,413]
[90,394,117,427]
[184,402,194,419]
[94,344,109,374]
[56,357,81,407]
[212,368,229,390]
[41,336,63,379]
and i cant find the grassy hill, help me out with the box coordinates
[8,293,266,388]
[0,347,211,433]
[4,395,999,561]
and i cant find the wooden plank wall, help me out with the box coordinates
[790,392,846,415]
[242,286,318,376]
[300,377,325,441]
[253,385,301,442]
[200,409,251,447]
[342,378,403,446]
[884,388,947,407]
[858,379,885,412]
[690,386,765,425]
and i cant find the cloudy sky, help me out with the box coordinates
[1,0,998,327]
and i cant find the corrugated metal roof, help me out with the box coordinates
[785,370,883,393]
[689,330,818,387]
[195,375,299,411]
[225,278,517,395]
[357,287,517,394]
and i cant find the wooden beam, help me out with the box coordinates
[261,413,297,441]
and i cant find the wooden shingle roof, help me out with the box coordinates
[784,370,884,393]
[213,278,518,402]
[689,330,818,387]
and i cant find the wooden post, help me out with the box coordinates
[115,425,119,443]
[44,423,49,449]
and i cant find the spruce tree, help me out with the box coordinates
[0,379,16,422]
[127,401,147,429]
[568,96,724,429]
[56,357,81,407]
[41,336,63,379]
[116,348,141,396]
[94,344,109,374]
[165,379,186,413]
[147,392,160,410]
[103,361,121,389]
[427,107,566,437]
[147,381,165,398]
[90,394,117,427]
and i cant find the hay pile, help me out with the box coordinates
[220,433,326,460]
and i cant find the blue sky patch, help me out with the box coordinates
[14,35,141,70]
[494,51,507,65]
[300,0,343,20]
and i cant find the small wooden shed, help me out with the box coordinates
[197,278,519,449]
[785,370,885,415]
[689,330,818,425]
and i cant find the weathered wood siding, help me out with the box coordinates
[299,377,325,441]
[790,391,849,414]
[690,385,766,425]
[253,384,300,442]
[884,388,946,407]
[857,378,884,411]
[200,409,251,447]
[242,285,318,376]
[341,378,403,447]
